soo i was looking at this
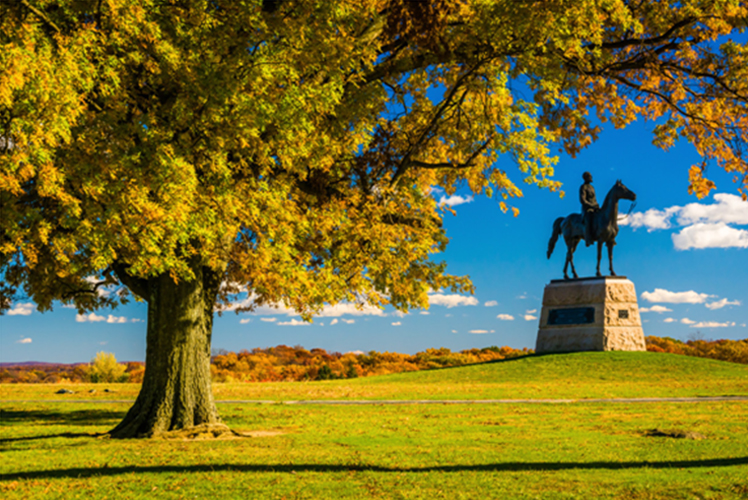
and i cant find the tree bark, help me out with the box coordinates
[109,261,223,438]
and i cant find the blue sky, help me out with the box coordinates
[2,119,747,363]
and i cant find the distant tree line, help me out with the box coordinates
[209,345,531,382]
[1,338,745,383]
[0,351,145,384]
[645,336,748,364]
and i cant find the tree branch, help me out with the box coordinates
[112,262,151,302]
[596,17,697,50]
[609,74,717,130]
[20,0,60,33]
[391,62,485,185]
[409,133,495,170]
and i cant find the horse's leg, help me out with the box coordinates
[608,241,616,276]
[596,241,603,277]
[569,239,579,279]
[563,239,571,279]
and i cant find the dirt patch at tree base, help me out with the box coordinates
[106,423,288,440]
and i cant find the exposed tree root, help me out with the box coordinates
[157,423,244,440]
[107,423,287,440]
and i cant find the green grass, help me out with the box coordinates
[1,352,747,499]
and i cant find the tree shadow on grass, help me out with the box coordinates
[0,408,124,426]
[2,457,748,480]
[0,431,106,444]
[0,409,122,444]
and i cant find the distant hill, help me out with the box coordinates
[0,361,138,368]
[0,361,86,368]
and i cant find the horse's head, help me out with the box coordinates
[614,179,636,202]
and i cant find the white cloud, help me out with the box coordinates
[420,311,430,315]
[451,329,458,333]
[690,321,736,328]
[623,193,748,230]
[677,193,748,226]
[76,313,106,323]
[428,293,479,308]
[641,288,711,304]
[672,223,748,250]
[330,319,339,325]
[620,206,681,231]
[681,318,696,325]
[260,317,277,322]
[392,310,408,318]
[391,321,402,326]
[524,314,538,321]
[705,298,741,310]
[221,293,385,318]
[517,292,528,299]
[439,194,473,207]
[342,319,355,324]
[639,305,673,313]
[526,309,537,314]
[621,194,748,250]
[278,319,309,326]
[240,318,251,324]
[469,329,495,334]
[76,313,129,323]
[131,318,143,323]
[484,300,498,307]
[663,318,677,323]
[15,337,32,344]
[496,314,515,321]
[8,303,34,316]
[314,303,385,317]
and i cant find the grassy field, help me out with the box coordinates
[3,351,748,402]
[1,352,747,499]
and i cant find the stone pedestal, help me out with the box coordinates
[535,277,646,353]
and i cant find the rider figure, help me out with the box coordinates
[580,171,599,247]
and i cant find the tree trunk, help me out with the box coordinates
[109,261,223,438]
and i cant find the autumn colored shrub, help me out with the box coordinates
[125,362,145,383]
[646,337,748,364]
[88,352,129,383]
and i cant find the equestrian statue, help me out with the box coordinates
[547,173,636,279]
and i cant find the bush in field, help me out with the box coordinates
[124,362,145,383]
[89,352,128,383]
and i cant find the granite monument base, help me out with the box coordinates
[535,276,646,353]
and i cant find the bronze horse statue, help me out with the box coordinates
[547,180,636,279]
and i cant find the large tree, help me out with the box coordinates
[1,0,746,437]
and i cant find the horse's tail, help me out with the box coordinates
[547,217,564,259]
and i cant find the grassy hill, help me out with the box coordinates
[354,351,748,397]
[2,351,747,499]
[2,351,746,401]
